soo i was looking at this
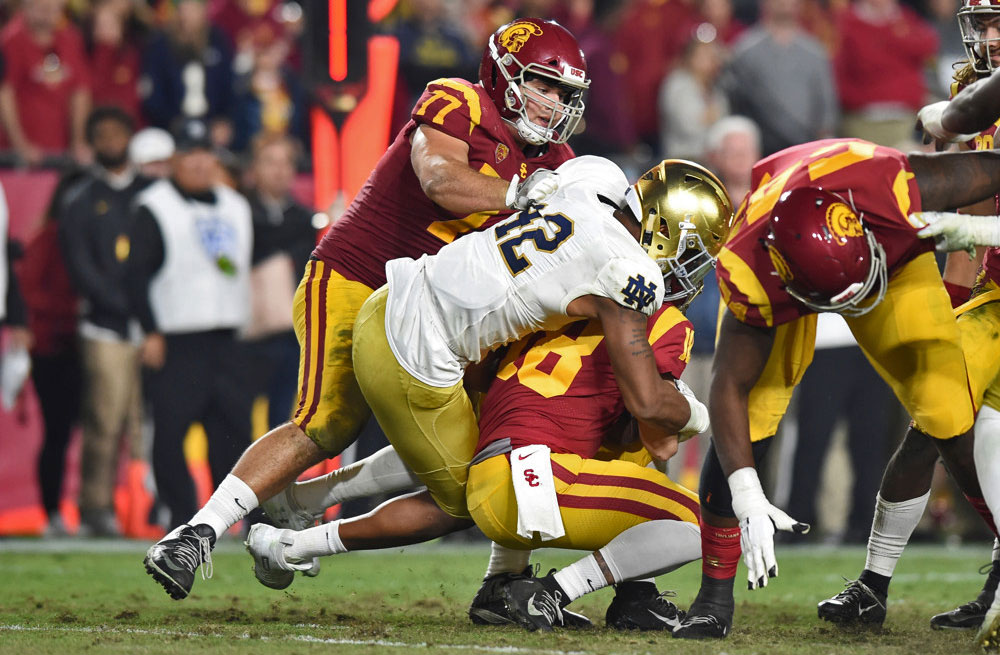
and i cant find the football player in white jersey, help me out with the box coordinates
[243,157,733,595]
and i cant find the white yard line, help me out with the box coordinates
[0,624,588,655]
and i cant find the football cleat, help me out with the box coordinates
[260,484,321,531]
[931,560,998,630]
[671,601,732,639]
[469,568,531,625]
[978,600,1000,650]
[605,581,686,631]
[143,523,216,600]
[503,578,564,632]
[245,523,315,590]
[817,578,887,626]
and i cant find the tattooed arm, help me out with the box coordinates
[909,149,1000,212]
[709,311,776,475]
[566,294,694,457]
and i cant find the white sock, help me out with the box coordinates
[975,407,1000,554]
[285,519,348,561]
[993,538,999,564]
[600,520,701,581]
[553,554,605,602]
[865,491,930,577]
[291,446,423,515]
[190,474,258,540]
[483,542,531,579]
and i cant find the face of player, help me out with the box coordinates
[975,15,1000,70]
[520,76,571,130]
[171,149,217,194]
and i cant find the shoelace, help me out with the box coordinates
[172,532,214,581]
[835,578,884,610]
[530,589,564,626]
[680,614,723,627]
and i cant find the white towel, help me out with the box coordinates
[510,444,565,541]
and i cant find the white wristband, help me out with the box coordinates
[728,466,768,520]
[679,392,709,435]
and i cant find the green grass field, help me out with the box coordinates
[0,539,991,654]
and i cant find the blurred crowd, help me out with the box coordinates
[0,0,986,543]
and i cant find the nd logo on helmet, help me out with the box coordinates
[825,202,863,245]
[500,22,544,53]
[767,244,794,284]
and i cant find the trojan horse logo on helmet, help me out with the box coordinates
[499,21,544,53]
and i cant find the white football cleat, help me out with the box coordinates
[260,484,321,531]
[245,524,315,590]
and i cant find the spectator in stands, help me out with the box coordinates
[615,0,702,148]
[721,0,837,155]
[20,170,88,536]
[58,107,152,537]
[126,117,253,528]
[833,0,939,148]
[242,133,314,430]
[86,0,145,125]
[562,0,638,159]
[140,0,234,144]
[0,0,92,166]
[129,127,174,178]
[231,30,305,153]
[659,34,729,160]
[392,0,478,110]
[212,0,302,76]
[697,0,747,45]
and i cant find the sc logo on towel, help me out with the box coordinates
[523,469,540,487]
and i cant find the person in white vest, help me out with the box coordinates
[125,117,253,529]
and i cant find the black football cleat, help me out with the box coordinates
[502,569,592,631]
[469,568,531,625]
[606,580,686,631]
[931,560,998,630]
[817,579,887,626]
[143,524,216,600]
[671,600,732,639]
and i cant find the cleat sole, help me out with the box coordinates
[143,557,188,600]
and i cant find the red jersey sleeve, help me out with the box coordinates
[411,78,486,143]
[645,304,693,379]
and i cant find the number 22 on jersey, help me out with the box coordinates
[494,205,574,275]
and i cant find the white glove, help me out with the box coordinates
[916,100,980,145]
[728,467,810,590]
[913,211,1000,257]
[506,170,560,210]
[675,379,709,439]
[0,344,31,410]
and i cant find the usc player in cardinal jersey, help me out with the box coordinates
[672,138,1000,640]
[144,18,591,601]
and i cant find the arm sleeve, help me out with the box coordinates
[594,255,666,317]
[57,187,129,317]
[646,306,694,379]
[125,205,164,333]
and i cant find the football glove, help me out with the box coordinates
[728,467,809,590]
[913,211,1000,258]
[506,170,560,210]
[675,379,709,440]
[916,101,979,146]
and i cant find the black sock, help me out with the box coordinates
[859,569,890,597]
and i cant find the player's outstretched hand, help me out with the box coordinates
[912,211,1000,258]
[728,467,809,590]
[916,101,979,151]
[506,170,560,210]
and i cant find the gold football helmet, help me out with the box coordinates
[624,160,735,307]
